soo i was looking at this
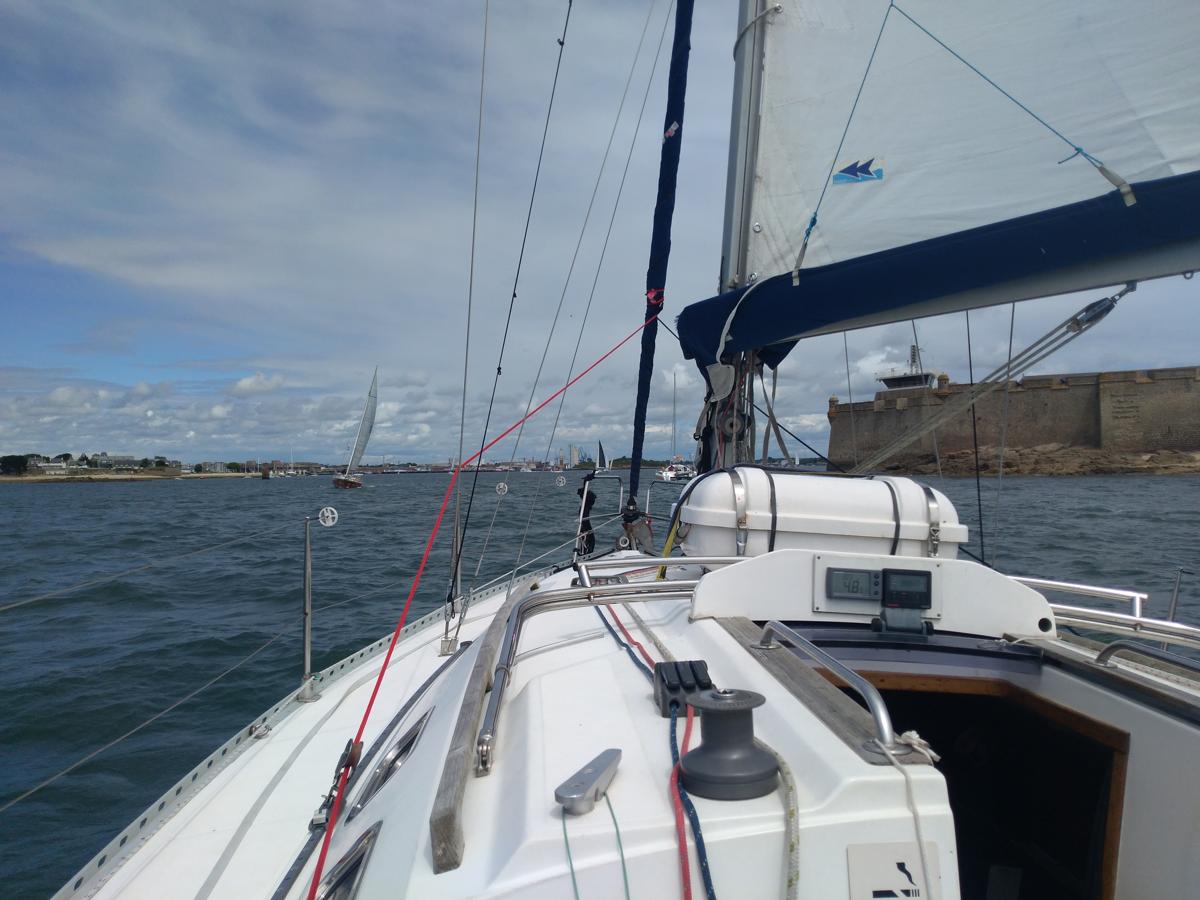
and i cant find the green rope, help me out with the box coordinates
[561,808,582,900]
[605,794,633,900]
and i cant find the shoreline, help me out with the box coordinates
[0,471,252,484]
[861,446,1200,477]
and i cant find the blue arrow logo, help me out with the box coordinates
[833,158,884,184]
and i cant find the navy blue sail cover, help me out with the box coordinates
[628,0,695,499]
[677,170,1200,376]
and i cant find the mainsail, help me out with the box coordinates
[597,442,608,471]
[345,368,378,474]
[678,0,1200,375]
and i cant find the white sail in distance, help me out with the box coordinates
[345,368,378,474]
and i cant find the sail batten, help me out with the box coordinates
[692,0,1200,374]
[345,369,378,474]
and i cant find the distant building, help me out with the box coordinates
[245,460,259,472]
[200,461,228,473]
[569,445,581,468]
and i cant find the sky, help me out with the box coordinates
[1,0,1196,464]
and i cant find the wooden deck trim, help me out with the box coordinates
[428,585,527,873]
[716,617,926,765]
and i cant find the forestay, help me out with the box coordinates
[678,0,1200,374]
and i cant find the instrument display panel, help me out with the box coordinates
[824,568,883,601]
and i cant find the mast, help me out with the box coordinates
[671,370,677,457]
[626,0,696,508]
[721,0,771,293]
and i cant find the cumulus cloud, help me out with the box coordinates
[230,372,284,396]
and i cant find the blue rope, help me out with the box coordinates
[669,703,718,900]
[890,3,1103,166]
[593,607,654,681]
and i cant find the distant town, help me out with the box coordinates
[0,445,687,479]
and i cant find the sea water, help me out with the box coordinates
[1,472,1197,896]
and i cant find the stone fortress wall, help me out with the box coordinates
[826,366,1200,468]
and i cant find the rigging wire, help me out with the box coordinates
[964,310,986,564]
[842,331,859,466]
[465,0,676,611]
[448,0,575,606]
[750,403,844,471]
[0,628,288,815]
[462,0,663,593]
[850,286,1133,474]
[911,320,943,479]
[992,302,1017,566]
[0,519,299,615]
[449,0,492,611]
[304,314,659,900]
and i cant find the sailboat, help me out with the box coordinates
[332,369,378,489]
[56,3,1200,899]
[596,441,609,473]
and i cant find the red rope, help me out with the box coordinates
[670,705,698,900]
[609,606,656,670]
[305,315,658,899]
[669,764,692,900]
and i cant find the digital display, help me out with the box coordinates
[826,568,882,601]
[887,573,929,593]
[882,568,933,609]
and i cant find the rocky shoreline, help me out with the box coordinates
[867,444,1200,477]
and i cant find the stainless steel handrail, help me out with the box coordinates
[755,620,896,749]
[475,579,699,775]
[576,556,744,586]
[1050,604,1200,652]
[1094,639,1200,676]
[1012,576,1147,618]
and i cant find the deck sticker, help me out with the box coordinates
[847,842,940,899]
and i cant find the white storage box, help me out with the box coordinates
[677,469,966,559]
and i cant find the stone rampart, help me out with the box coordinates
[827,366,1199,467]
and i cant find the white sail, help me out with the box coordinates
[345,368,378,474]
[740,0,1200,283]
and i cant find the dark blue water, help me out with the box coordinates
[1,472,1197,897]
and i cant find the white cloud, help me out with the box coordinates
[230,372,284,396]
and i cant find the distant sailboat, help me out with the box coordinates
[332,368,378,489]
[596,441,608,472]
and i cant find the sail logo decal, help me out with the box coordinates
[833,158,884,184]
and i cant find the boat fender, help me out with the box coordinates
[681,688,779,801]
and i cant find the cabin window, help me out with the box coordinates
[317,822,381,900]
[348,710,433,819]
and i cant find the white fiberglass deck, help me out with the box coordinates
[67,556,958,900]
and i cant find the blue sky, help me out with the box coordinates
[2,0,1196,463]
